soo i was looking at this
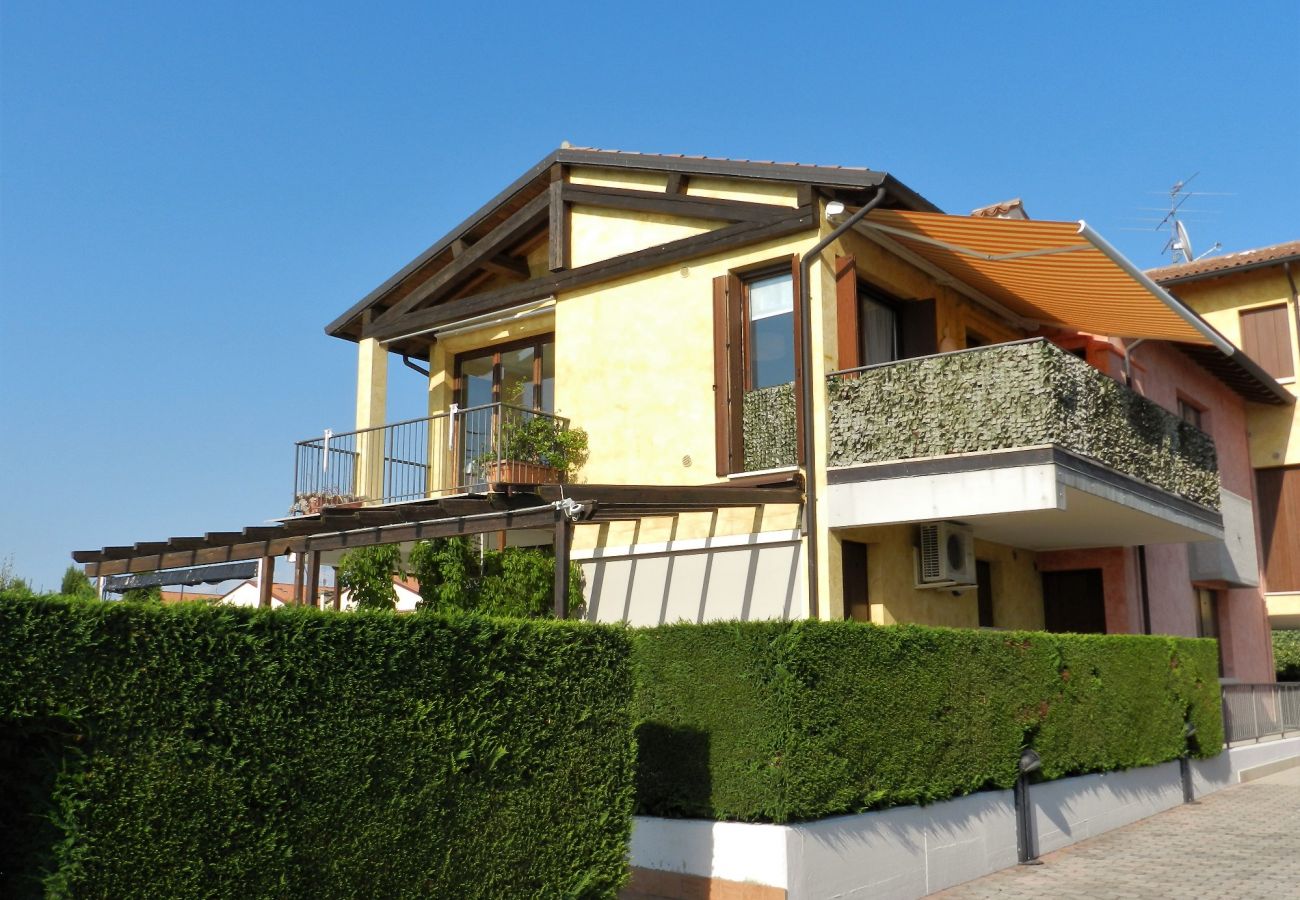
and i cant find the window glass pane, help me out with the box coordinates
[540,341,555,412]
[460,354,494,409]
[747,272,794,389]
[860,296,898,365]
[499,346,536,408]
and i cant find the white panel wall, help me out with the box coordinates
[578,535,804,626]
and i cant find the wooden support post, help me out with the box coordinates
[292,553,305,605]
[306,551,321,609]
[259,556,275,608]
[553,514,572,619]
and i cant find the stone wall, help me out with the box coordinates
[827,339,1219,509]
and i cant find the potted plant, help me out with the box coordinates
[483,412,589,486]
[289,491,364,517]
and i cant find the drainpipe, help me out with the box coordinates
[797,187,888,619]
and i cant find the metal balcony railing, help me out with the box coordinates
[291,403,570,513]
[826,338,1221,509]
[1222,683,1300,744]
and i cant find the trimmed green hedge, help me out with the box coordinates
[632,621,1221,823]
[1275,630,1300,682]
[0,595,635,899]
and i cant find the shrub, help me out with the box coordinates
[59,566,95,598]
[1275,630,1300,682]
[334,544,403,610]
[632,621,1221,823]
[0,595,635,898]
[409,537,583,618]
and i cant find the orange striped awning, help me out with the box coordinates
[858,209,1229,349]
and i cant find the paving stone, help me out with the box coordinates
[933,768,1300,898]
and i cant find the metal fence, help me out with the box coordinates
[292,403,569,512]
[1221,682,1300,744]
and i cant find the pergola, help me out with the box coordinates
[74,480,804,616]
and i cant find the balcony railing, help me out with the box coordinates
[826,338,1220,509]
[291,403,570,512]
[1222,683,1300,744]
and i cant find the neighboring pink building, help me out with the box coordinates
[1035,331,1279,681]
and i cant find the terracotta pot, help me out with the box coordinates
[484,461,561,486]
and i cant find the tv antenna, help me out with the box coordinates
[1156,173,1223,264]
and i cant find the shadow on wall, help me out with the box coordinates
[584,538,803,626]
[0,717,81,900]
[635,722,712,821]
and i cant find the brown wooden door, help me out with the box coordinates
[1042,569,1107,634]
[842,540,870,622]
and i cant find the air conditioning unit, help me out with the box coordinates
[916,522,977,587]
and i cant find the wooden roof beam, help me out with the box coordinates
[366,209,815,343]
[561,183,791,223]
[374,190,551,326]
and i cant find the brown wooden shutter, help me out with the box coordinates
[835,256,860,371]
[899,298,938,359]
[712,274,732,475]
[1239,305,1295,380]
[1257,466,1300,592]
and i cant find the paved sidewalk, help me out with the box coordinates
[934,766,1300,899]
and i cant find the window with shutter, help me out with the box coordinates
[1239,304,1295,380]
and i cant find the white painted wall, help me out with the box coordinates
[630,736,1300,899]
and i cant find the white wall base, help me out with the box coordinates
[629,736,1300,899]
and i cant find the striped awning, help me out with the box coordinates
[857,209,1231,351]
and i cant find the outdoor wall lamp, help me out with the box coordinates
[1015,749,1042,865]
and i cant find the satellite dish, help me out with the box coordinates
[1174,220,1194,263]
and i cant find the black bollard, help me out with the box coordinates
[1015,748,1043,865]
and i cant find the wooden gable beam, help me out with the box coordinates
[367,207,815,343]
[549,164,568,272]
[561,183,789,223]
[373,189,551,327]
[665,172,689,194]
[451,238,530,281]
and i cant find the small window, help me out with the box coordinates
[745,271,795,389]
[1239,304,1295,380]
[858,286,900,366]
[965,330,989,349]
[1178,398,1205,431]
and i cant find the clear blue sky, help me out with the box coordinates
[2,1,1297,588]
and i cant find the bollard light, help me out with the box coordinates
[1015,749,1043,865]
[1180,722,1198,805]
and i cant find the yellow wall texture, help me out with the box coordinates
[1170,267,1300,467]
[555,227,813,547]
[837,524,1046,629]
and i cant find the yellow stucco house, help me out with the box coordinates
[1151,242,1300,631]
[76,148,1293,683]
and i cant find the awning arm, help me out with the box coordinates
[1076,221,1235,356]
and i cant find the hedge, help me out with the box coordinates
[632,621,1222,823]
[1276,630,1300,682]
[0,595,635,899]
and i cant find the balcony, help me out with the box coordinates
[291,403,572,512]
[824,338,1224,549]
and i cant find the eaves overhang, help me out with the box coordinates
[324,147,938,342]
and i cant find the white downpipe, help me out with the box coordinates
[1076,221,1236,356]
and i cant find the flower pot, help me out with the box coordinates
[484,460,561,485]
